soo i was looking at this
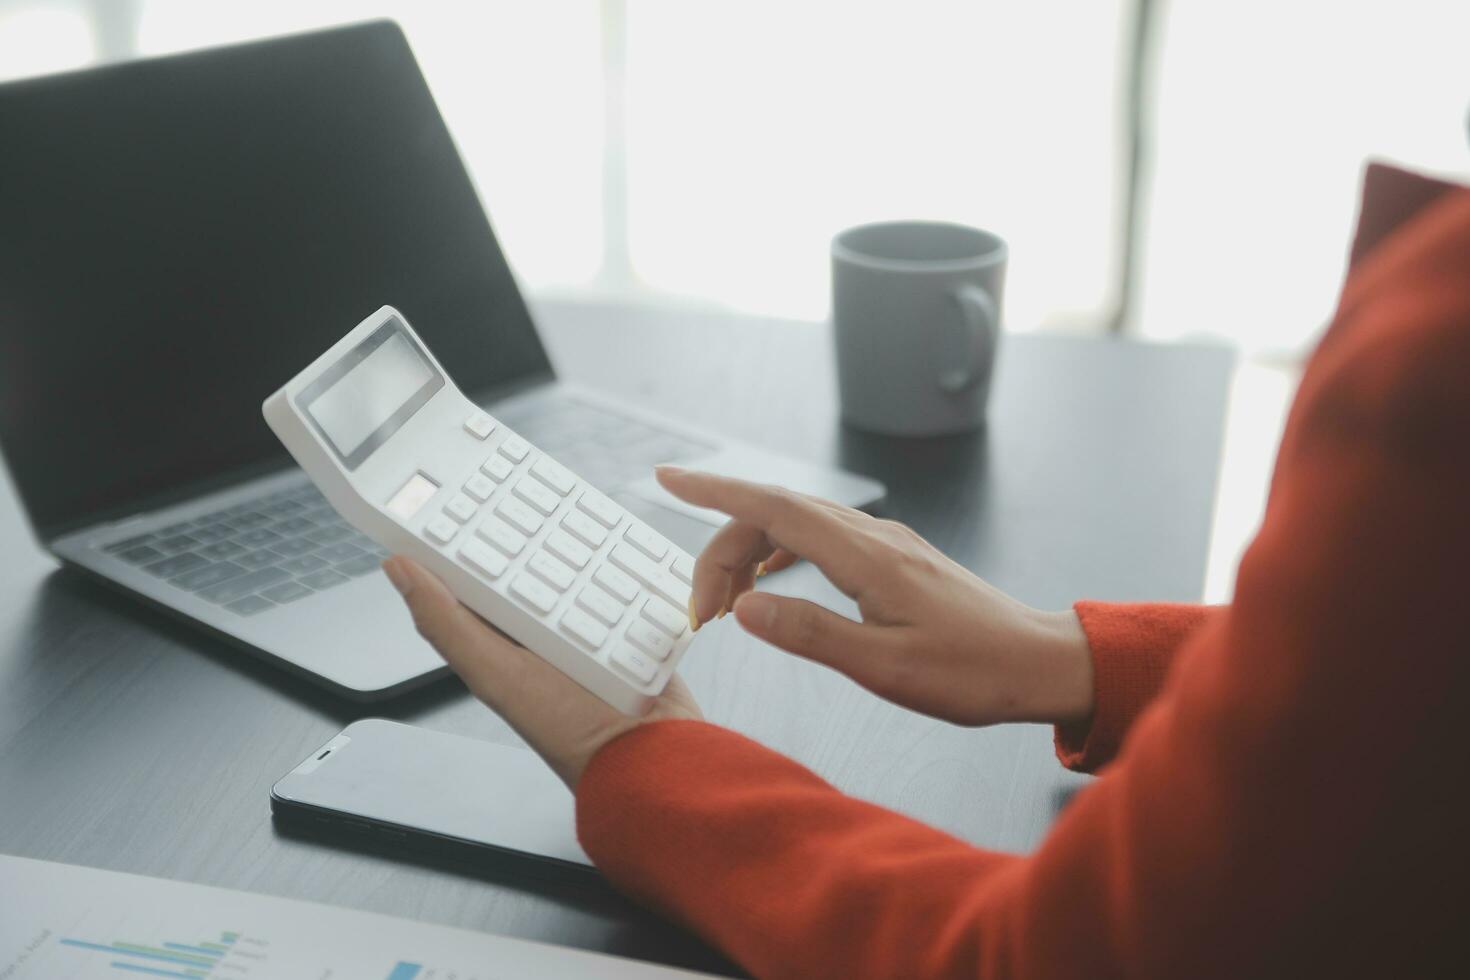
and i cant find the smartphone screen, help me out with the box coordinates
[271,719,591,871]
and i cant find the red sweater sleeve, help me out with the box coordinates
[576,182,1470,978]
[1054,601,1213,772]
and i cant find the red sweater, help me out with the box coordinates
[575,164,1470,978]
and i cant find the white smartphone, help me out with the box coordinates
[271,719,594,880]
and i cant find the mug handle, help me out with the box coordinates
[940,284,997,392]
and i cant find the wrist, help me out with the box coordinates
[1025,608,1095,727]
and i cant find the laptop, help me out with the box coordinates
[0,20,884,700]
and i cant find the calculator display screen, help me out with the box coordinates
[297,319,444,470]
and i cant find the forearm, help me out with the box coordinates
[576,721,1023,979]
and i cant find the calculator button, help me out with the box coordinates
[464,412,497,440]
[544,530,592,570]
[592,563,639,604]
[425,515,458,543]
[481,455,513,482]
[510,573,558,613]
[561,509,608,548]
[445,494,477,523]
[611,645,659,684]
[498,434,531,462]
[575,489,622,529]
[624,524,669,562]
[476,517,527,557]
[608,544,691,608]
[464,473,496,503]
[528,551,575,592]
[576,584,626,626]
[560,607,609,650]
[671,554,695,585]
[640,596,687,638]
[513,478,561,516]
[460,537,509,579]
[496,497,543,536]
[626,619,675,660]
[530,457,577,496]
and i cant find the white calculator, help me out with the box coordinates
[263,306,696,714]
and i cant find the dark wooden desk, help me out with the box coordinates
[0,302,1233,975]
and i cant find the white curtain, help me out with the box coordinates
[3,0,1465,355]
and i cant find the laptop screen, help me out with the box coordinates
[0,21,552,538]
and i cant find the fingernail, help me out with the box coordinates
[382,557,414,596]
[655,464,688,477]
[687,593,701,632]
[756,561,767,577]
[737,592,777,631]
[717,604,727,619]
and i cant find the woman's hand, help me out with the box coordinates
[382,556,702,789]
[657,465,1093,727]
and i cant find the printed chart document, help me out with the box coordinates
[0,854,714,979]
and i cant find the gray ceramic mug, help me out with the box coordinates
[832,221,1006,435]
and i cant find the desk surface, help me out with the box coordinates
[0,302,1234,975]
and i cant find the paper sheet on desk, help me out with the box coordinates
[0,854,715,979]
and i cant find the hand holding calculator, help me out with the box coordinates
[264,306,697,714]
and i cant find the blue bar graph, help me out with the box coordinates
[387,963,422,980]
[59,928,243,976]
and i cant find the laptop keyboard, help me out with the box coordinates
[102,483,389,617]
[506,399,712,490]
[99,399,709,618]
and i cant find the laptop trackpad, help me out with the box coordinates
[610,491,719,556]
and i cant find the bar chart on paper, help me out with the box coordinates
[57,927,261,978]
[1,855,714,979]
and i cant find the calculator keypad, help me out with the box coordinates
[544,530,592,569]
[496,497,543,536]
[498,435,531,462]
[464,412,497,440]
[413,420,695,692]
[513,478,561,516]
[640,596,687,638]
[511,573,558,612]
[560,607,610,650]
[481,456,513,482]
[593,563,639,604]
[626,619,674,660]
[477,518,526,557]
[576,584,625,625]
[611,646,659,684]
